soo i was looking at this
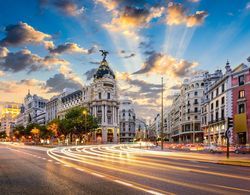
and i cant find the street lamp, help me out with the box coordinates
[82,110,87,143]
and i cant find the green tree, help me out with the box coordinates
[64,107,99,142]
[0,131,7,139]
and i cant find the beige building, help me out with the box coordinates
[0,103,20,136]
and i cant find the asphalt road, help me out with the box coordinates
[0,143,250,195]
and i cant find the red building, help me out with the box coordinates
[232,64,250,145]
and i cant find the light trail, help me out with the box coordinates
[47,147,238,194]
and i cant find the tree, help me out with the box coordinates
[0,131,7,139]
[64,107,99,142]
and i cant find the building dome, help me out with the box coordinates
[94,60,115,79]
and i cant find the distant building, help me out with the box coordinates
[119,99,136,142]
[0,103,21,136]
[15,91,48,127]
[135,118,148,140]
[45,96,59,123]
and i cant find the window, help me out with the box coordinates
[195,115,198,119]
[210,103,214,110]
[194,99,198,104]
[216,112,219,121]
[221,97,225,105]
[216,100,219,108]
[194,91,198,96]
[211,114,213,121]
[216,88,219,96]
[98,92,101,99]
[238,75,244,86]
[211,92,214,99]
[221,84,225,92]
[188,109,190,113]
[221,109,224,119]
[107,92,110,99]
[238,104,245,114]
[194,107,198,112]
[239,90,245,99]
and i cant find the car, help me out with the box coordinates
[204,144,222,153]
[234,145,250,154]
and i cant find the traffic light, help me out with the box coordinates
[227,117,233,128]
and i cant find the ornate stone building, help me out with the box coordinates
[55,51,120,143]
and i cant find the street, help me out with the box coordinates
[0,143,250,195]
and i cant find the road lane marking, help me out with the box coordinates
[146,190,165,195]
[47,149,173,195]
[91,172,105,178]
[114,180,133,186]
[48,159,52,162]
[63,164,71,167]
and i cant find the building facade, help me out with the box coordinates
[231,63,250,145]
[55,52,120,143]
[119,99,136,142]
[164,72,206,143]
[15,91,48,127]
[202,62,233,145]
[0,103,20,136]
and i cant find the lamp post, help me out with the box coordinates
[161,77,164,150]
[82,110,87,143]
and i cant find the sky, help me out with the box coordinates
[0,0,250,121]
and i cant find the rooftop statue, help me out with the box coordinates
[99,50,109,61]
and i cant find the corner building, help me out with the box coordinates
[57,55,119,143]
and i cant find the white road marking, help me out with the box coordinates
[48,159,52,162]
[91,172,105,178]
[146,190,164,195]
[63,164,71,167]
[114,180,133,186]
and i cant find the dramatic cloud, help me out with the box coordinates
[45,73,82,93]
[49,43,97,55]
[246,2,250,10]
[0,22,53,48]
[0,71,5,77]
[84,68,97,80]
[0,79,44,94]
[103,5,164,40]
[166,4,208,27]
[133,52,198,78]
[40,0,84,16]
[104,6,165,30]
[0,48,68,73]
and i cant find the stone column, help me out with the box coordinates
[113,127,118,143]
[102,105,105,124]
[102,127,107,143]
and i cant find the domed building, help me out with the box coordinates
[56,50,119,143]
[87,53,119,143]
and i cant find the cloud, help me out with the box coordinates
[0,48,68,73]
[0,47,9,58]
[124,53,135,58]
[95,0,148,11]
[0,22,52,48]
[166,4,208,27]
[84,68,97,80]
[45,73,82,93]
[0,70,5,77]
[133,52,198,78]
[0,79,44,93]
[41,0,85,16]
[103,5,164,40]
[246,2,250,10]
[49,43,96,55]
